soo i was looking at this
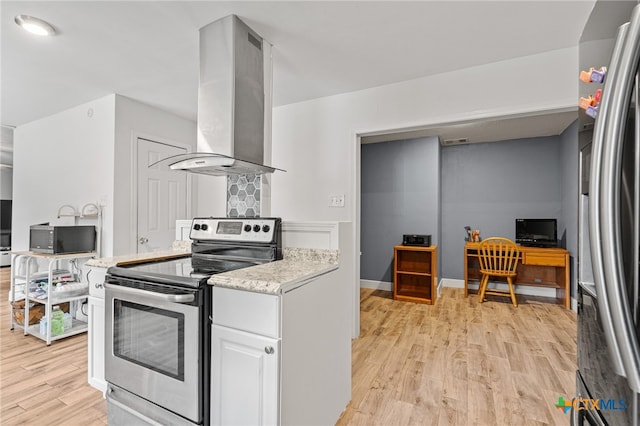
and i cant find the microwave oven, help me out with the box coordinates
[29,224,96,254]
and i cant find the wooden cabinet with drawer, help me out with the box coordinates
[522,250,567,267]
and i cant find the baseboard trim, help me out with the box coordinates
[442,278,556,298]
[360,279,445,297]
[360,277,560,299]
[359,279,392,292]
[441,278,465,288]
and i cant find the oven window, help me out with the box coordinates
[113,300,185,381]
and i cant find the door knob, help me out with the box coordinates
[139,237,149,245]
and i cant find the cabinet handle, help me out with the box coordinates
[94,282,103,289]
[265,346,274,354]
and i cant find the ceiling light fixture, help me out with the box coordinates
[15,14,56,36]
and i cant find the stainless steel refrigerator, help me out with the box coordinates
[577,1,640,424]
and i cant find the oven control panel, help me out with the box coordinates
[190,218,280,243]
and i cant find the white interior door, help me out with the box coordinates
[137,138,187,253]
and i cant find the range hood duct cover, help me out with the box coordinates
[159,15,282,176]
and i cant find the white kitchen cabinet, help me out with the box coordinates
[84,265,107,393]
[211,267,351,426]
[211,287,280,425]
[211,325,279,426]
[88,295,106,393]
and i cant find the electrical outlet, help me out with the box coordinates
[328,194,345,207]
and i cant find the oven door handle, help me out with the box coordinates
[105,283,195,304]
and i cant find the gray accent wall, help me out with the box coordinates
[361,136,440,283]
[360,123,579,295]
[440,135,565,280]
[560,120,579,298]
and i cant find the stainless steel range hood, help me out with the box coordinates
[158,15,283,176]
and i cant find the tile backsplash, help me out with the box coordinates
[227,174,261,217]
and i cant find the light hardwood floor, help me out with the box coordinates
[0,267,576,425]
[336,288,577,426]
[0,267,107,425]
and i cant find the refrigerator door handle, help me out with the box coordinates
[598,4,640,393]
[589,20,629,378]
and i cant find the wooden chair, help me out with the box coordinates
[477,237,520,307]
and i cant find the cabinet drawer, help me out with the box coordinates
[522,253,565,267]
[213,287,280,338]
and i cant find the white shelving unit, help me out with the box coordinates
[10,251,95,345]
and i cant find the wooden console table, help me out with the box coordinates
[464,242,570,308]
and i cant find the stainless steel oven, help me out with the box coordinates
[104,217,282,426]
[105,273,209,425]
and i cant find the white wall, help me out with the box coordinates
[270,47,578,302]
[13,95,116,253]
[1,168,12,199]
[112,95,198,255]
[193,175,227,218]
[1,126,13,199]
[13,94,202,256]
[12,46,579,261]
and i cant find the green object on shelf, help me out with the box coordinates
[51,307,65,336]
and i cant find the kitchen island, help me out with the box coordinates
[209,247,351,426]
[87,245,351,426]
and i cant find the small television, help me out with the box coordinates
[0,199,10,249]
[1,200,11,231]
[515,218,557,247]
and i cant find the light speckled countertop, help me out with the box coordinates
[85,241,191,268]
[208,248,339,294]
[85,243,339,295]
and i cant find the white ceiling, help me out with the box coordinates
[1,1,596,146]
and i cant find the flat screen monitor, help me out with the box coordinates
[515,218,557,247]
[0,232,9,248]
[0,200,11,231]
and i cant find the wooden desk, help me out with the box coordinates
[464,242,570,308]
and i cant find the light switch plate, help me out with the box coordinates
[328,194,345,207]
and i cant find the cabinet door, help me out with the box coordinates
[88,296,107,393]
[211,325,279,426]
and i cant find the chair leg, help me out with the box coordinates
[506,276,518,307]
[478,274,489,302]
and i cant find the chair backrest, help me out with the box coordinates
[477,237,519,275]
